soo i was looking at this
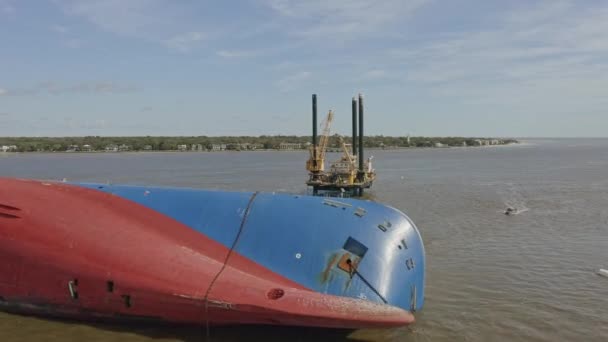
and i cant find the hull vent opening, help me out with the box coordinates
[122,295,131,308]
[68,279,79,300]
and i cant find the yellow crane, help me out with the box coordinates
[306,110,334,173]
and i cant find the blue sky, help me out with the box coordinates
[1,0,607,137]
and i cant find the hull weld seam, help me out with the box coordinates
[203,191,259,336]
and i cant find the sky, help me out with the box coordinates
[1,0,607,137]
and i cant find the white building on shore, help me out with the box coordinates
[279,142,302,150]
[1,145,13,152]
[211,144,227,151]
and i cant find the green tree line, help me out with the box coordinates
[0,135,518,152]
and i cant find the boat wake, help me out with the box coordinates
[499,184,530,215]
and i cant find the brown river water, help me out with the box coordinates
[0,138,607,341]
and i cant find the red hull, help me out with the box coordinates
[0,178,414,328]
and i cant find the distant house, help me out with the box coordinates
[82,144,93,152]
[279,142,302,150]
[191,144,203,151]
[434,142,444,148]
[143,145,153,151]
[177,144,188,151]
[105,145,118,152]
[211,144,226,151]
[66,145,80,152]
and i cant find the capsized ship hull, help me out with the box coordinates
[0,178,424,329]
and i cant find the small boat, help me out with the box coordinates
[0,178,425,329]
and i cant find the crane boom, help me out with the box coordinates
[306,110,333,173]
[318,110,333,164]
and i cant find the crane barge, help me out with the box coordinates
[306,94,376,197]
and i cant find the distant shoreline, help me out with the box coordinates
[0,142,521,154]
[0,136,518,153]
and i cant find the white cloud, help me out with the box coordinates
[51,24,69,33]
[65,39,82,49]
[263,0,431,39]
[1,0,14,14]
[48,24,83,49]
[354,0,608,125]
[1,82,138,96]
[163,31,206,52]
[389,2,608,90]
[216,49,260,58]
[363,69,388,79]
[92,119,108,129]
[55,0,162,37]
[275,71,311,92]
[54,0,209,51]
[271,61,297,70]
